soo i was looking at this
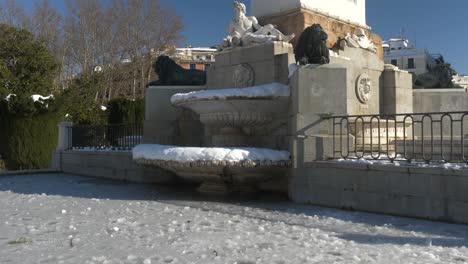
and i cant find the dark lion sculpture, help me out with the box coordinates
[294,24,330,65]
[414,57,461,88]
[147,56,206,86]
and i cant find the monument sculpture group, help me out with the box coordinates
[221,1,295,49]
[53,0,468,225]
[136,0,415,196]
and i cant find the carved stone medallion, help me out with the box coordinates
[356,73,371,104]
[232,64,254,88]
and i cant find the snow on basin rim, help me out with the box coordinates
[170,83,290,105]
[133,144,290,163]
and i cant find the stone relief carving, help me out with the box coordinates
[220,1,295,50]
[356,73,371,104]
[232,64,254,88]
[340,28,377,54]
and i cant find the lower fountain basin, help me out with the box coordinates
[133,144,290,194]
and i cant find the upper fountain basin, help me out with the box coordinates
[170,83,290,127]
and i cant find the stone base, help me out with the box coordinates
[258,8,384,59]
[289,161,468,224]
[197,181,256,196]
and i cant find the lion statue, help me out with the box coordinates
[294,24,330,65]
[414,57,461,89]
[147,56,207,86]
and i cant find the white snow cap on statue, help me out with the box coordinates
[251,0,367,27]
[133,144,290,163]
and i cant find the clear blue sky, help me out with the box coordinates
[18,0,468,74]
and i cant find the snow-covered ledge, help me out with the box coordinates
[133,144,291,168]
[170,83,290,105]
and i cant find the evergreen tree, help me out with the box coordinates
[0,23,58,98]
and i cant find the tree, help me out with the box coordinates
[112,0,183,99]
[59,73,106,125]
[0,0,184,101]
[30,0,65,91]
[0,0,28,28]
[0,24,58,97]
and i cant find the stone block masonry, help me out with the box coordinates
[56,150,176,184]
[258,8,384,59]
[289,161,468,224]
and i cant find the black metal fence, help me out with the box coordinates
[329,111,468,163]
[67,124,143,150]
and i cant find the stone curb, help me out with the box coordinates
[0,169,62,177]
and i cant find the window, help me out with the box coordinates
[206,55,212,61]
[391,59,397,67]
[407,58,415,69]
[205,64,211,71]
[189,64,196,70]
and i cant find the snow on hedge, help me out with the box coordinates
[170,83,290,105]
[31,94,54,103]
[4,94,16,101]
[133,144,290,163]
[3,94,55,103]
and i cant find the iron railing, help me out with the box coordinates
[67,124,143,150]
[328,111,468,163]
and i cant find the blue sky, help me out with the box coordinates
[18,0,468,74]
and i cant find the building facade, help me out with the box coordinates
[453,75,468,89]
[171,47,217,71]
[383,38,438,76]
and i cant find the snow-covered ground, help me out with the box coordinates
[1,174,468,264]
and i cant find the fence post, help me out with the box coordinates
[56,122,73,151]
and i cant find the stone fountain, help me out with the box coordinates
[135,0,414,195]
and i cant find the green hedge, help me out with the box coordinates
[0,113,61,170]
[107,99,145,125]
[0,159,5,171]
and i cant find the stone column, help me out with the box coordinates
[381,65,413,115]
[56,122,73,151]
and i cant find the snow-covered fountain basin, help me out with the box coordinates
[133,144,291,194]
[170,83,290,128]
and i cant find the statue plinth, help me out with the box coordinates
[252,0,367,27]
[207,41,295,89]
[256,6,383,59]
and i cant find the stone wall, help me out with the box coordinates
[145,86,205,146]
[54,150,176,184]
[413,89,468,113]
[289,161,468,224]
[258,8,383,59]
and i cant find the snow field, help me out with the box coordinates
[0,174,468,263]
